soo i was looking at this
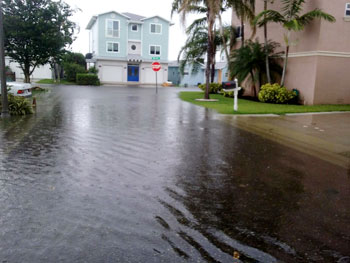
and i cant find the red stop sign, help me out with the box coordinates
[152,62,161,72]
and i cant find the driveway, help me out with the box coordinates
[0,86,349,262]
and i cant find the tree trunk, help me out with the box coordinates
[250,71,257,97]
[281,45,289,87]
[23,64,31,83]
[211,59,215,83]
[205,11,215,100]
[264,0,271,84]
[240,17,244,47]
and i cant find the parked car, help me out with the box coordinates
[0,81,32,97]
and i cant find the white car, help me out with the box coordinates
[0,81,32,97]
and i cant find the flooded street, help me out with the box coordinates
[0,86,349,262]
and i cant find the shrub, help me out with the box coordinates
[88,67,99,74]
[63,63,86,82]
[0,94,33,115]
[76,73,100,86]
[198,83,222,94]
[258,83,297,104]
[222,87,245,98]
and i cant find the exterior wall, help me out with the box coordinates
[313,56,350,104]
[128,23,142,41]
[98,12,129,59]
[90,21,99,55]
[5,57,52,81]
[127,41,141,55]
[141,17,169,62]
[233,0,350,104]
[180,70,204,86]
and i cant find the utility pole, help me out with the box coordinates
[0,0,9,117]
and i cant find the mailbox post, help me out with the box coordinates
[222,78,241,112]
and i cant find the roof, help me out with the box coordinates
[122,12,146,22]
[86,12,174,30]
[141,15,173,24]
[168,61,179,67]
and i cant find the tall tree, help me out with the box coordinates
[255,0,335,86]
[3,0,77,83]
[172,0,222,100]
[229,40,283,96]
[263,0,273,83]
[178,20,232,83]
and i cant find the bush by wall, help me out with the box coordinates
[76,73,100,86]
[198,83,222,94]
[64,63,86,82]
[258,83,297,104]
[0,94,33,115]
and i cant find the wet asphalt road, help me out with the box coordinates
[0,86,349,263]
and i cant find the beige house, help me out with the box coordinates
[232,0,350,105]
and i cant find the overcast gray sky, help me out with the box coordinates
[64,0,232,61]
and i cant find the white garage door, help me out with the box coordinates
[144,68,164,84]
[102,66,123,82]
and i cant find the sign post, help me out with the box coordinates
[151,61,161,94]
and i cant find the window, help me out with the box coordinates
[106,19,120,38]
[150,23,162,34]
[131,24,138,32]
[107,42,119,53]
[149,45,161,55]
[131,45,137,50]
[346,3,350,16]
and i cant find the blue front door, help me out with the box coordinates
[128,65,139,82]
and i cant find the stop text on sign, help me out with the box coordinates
[152,62,161,72]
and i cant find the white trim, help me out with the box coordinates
[149,45,161,56]
[128,39,141,42]
[106,41,120,53]
[288,51,350,58]
[345,3,350,17]
[131,24,138,32]
[150,23,162,34]
[106,19,120,38]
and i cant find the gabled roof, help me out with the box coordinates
[122,12,146,22]
[86,11,131,29]
[141,15,172,24]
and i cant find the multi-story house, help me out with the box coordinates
[232,1,350,105]
[86,11,172,85]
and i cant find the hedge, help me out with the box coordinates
[76,73,100,86]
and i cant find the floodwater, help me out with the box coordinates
[0,86,349,263]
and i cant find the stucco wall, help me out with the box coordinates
[313,56,350,104]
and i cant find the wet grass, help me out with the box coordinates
[179,92,350,115]
[36,79,75,85]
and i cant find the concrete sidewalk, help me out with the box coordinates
[219,112,350,169]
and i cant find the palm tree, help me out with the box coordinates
[172,0,222,99]
[229,40,283,97]
[178,20,232,83]
[263,0,274,84]
[254,0,335,86]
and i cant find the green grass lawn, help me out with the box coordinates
[179,92,350,115]
[36,79,75,85]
